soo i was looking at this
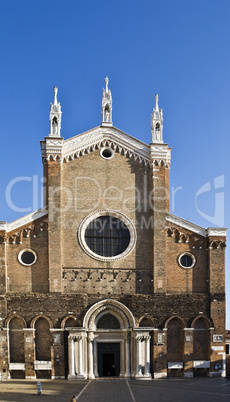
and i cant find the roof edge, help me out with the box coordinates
[1,207,48,233]
[167,213,227,237]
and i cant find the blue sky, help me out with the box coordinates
[0,0,229,325]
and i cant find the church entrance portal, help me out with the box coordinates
[97,343,120,377]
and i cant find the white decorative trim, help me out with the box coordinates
[4,207,47,233]
[100,146,114,159]
[212,346,224,351]
[9,363,25,370]
[167,213,227,238]
[0,221,7,231]
[62,126,151,165]
[40,138,64,159]
[193,360,210,368]
[34,361,52,370]
[83,299,135,329]
[154,372,167,379]
[167,213,207,237]
[18,249,37,266]
[168,362,183,369]
[78,210,136,262]
[207,228,227,237]
[178,252,196,269]
[150,144,171,164]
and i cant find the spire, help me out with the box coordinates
[101,76,113,127]
[49,86,62,137]
[154,94,159,112]
[151,93,163,143]
[53,86,58,106]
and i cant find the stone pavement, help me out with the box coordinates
[1,378,230,402]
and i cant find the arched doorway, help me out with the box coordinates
[66,299,151,380]
[96,313,121,377]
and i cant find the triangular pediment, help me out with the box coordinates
[62,126,151,165]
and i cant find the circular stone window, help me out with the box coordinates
[100,147,114,159]
[178,252,196,269]
[18,249,37,266]
[78,210,136,261]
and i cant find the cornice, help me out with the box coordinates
[167,213,227,238]
[40,137,64,160]
[0,222,7,231]
[62,126,151,165]
[166,213,207,237]
[3,207,48,233]
[207,228,227,237]
[40,125,172,166]
[150,143,171,165]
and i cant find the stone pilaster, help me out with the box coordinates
[153,329,167,379]
[24,329,36,379]
[150,144,171,293]
[184,329,194,378]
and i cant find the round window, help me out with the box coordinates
[178,252,196,269]
[100,147,114,159]
[18,249,37,266]
[78,210,136,261]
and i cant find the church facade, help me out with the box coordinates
[0,78,226,380]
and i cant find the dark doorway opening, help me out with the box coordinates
[98,343,120,377]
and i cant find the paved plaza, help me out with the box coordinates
[1,378,230,402]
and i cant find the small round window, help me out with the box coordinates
[78,210,136,261]
[18,249,37,266]
[100,147,114,159]
[178,252,196,269]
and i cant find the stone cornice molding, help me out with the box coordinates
[207,228,227,237]
[63,126,151,165]
[40,125,172,166]
[167,213,206,237]
[150,143,171,166]
[167,213,227,238]
[0,222,7,232]
[40,137,64,161]
[2,207,47,233]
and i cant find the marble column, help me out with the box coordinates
[74,338,79,375]
[120,340,125,377]
[93,341,98,378]
[144,336,151,377]
[136,337,143,377]
[88,333,95,379]
[68,336,75,379]
[125,336,131,378]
